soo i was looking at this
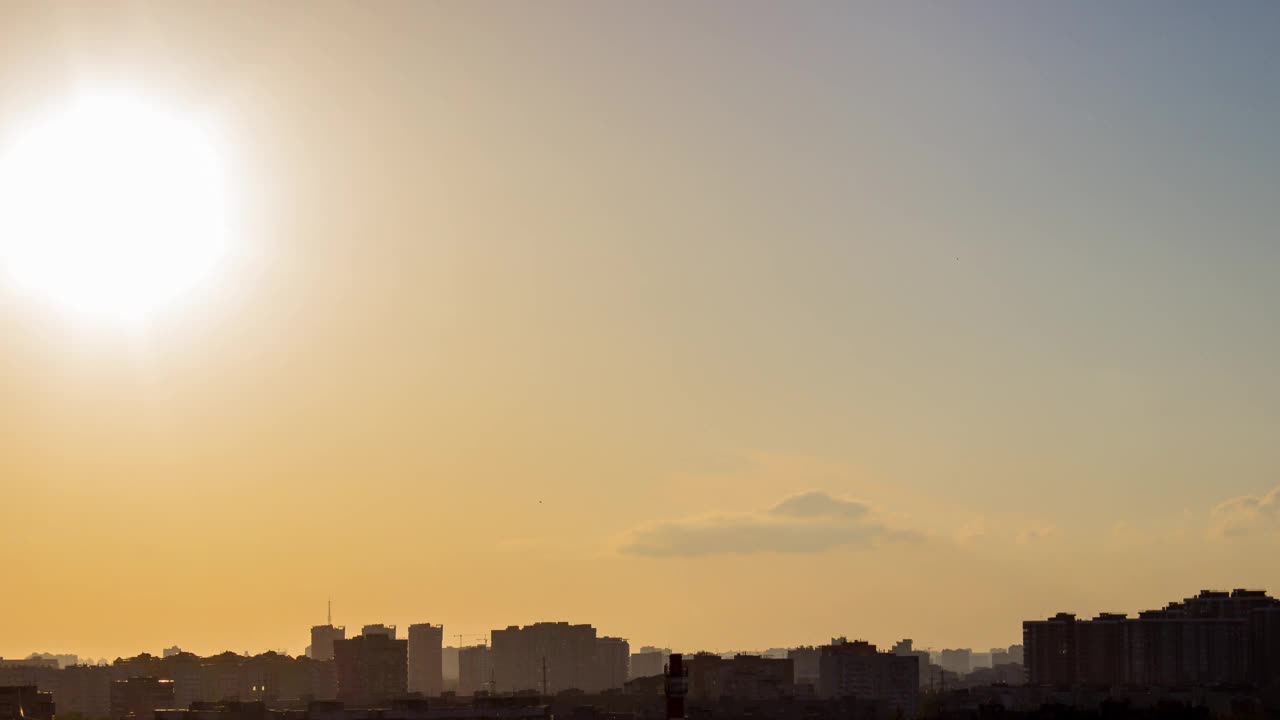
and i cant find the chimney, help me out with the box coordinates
[665,653,687,720]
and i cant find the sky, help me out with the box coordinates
[2,1,1280,661]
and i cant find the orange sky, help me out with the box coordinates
[2,3,1279,661]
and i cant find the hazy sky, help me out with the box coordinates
[2,2,1280,661]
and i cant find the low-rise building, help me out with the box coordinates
[0,686,54,720]
[685,653,795,702]
[111,677,176,720]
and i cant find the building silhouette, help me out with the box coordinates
[628,648,669,681]
[0,659,56,670]
[406,623,443,697]
[0,665,58,710]
[333,634,408,707]
[816,638,918,718]
[156,700,270,720]
[1008,644,1025,665]
[786,647,820,687]
[441,646,460,691]
[155,698,550,720]
[110,677,175,720]
[1024,588,1280,687]
[683,653,794,702]
[361,625,396,640]
[310,625,346,663]
[57,664,113,717]
[0,686,54,720]
[25,655,78,670]
[201,652,246,703]
[1025,613,1077,686]
[962,661,1026,686]
[1,651,344,716]
[491,623,626,694]
[595,637,630,691]
[1250,605,1280,687]
[889,639,931,687]
[937,648,973,676]
[457,645,492,696]
[991,644,1024,668]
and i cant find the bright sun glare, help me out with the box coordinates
[0,92,235,327]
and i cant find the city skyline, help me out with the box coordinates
[3,585,1270,665]
[4,588,1279,720]
[3,2,1280,666]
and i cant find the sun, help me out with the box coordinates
[0,92,236,327]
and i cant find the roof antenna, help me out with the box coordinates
[328,599,332,626]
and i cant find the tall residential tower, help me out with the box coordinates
[407,623,444,696]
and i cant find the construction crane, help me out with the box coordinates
[454,633,489,648]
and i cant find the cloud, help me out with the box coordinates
[1211,485,1280,538]
[618,490,919,558]
[1111,522,1143,543]
[771,490,872,519]
[954,518,989,544]
[1016,525,1058,545]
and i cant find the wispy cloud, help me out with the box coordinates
[1210,485,1280,539]
[954,517,989,544]
[618,490,919,558]
[1016,525,1058,545]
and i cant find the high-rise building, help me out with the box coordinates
[1124,607,1248,685]
[1024,613,1076,686]
[457,646,492,696]
[1251,605,1280,686]
[309,626,346,662]
[594,637,630,691]
[817,638,918,719]
[407,623,443,697]
[333,634,407,707]
[1024,589,1280,688]
[441,647,460,690]
[1075,613,1126,685]
[491,622,613,694]
[361,625,396,640]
